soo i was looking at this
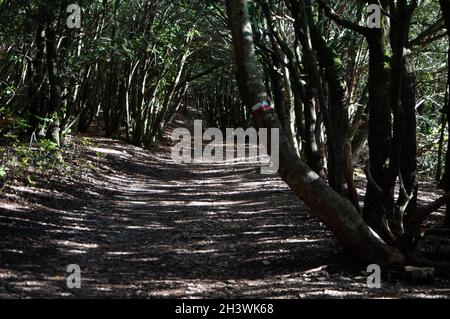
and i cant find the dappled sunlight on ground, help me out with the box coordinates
[0,112,449,298]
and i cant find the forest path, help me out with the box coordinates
[1,110,449,298]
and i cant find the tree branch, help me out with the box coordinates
[365,160,383,195]
[176,65,223,89]
[317,0,370,36]
[405,191,450,241]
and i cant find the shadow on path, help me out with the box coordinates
[1,112,449,298]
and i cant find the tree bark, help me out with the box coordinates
[29,20,45,133]
[45,13,62,147]
[362,29,392,235]
[396,50,418,230]
[226,0,404,265]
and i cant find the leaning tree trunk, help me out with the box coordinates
[226,0,404,265]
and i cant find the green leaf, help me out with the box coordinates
[0,168,7,180]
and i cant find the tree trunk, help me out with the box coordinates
[305,1,354,204]
[45,13,62,147]
[363,29,391,234]
[29,20,45,133]
[226,0,404,265]
[396,50,418,230]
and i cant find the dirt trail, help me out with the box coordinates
[1,111,450,298]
